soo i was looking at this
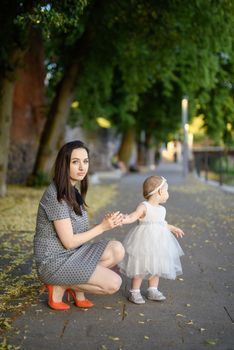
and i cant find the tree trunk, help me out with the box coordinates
[0,78,15,196]
[32,38,94,176]
[32,0,103,178]
[0,47,25,196]
[9,28,45,184]
[118,128,135,167]
[145,132,155,167]
[32,62,80,175]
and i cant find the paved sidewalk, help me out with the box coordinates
[2,162,234,350]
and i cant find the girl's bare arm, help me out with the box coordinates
[122,204,146,224]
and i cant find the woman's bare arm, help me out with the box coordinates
[54,211,122,249]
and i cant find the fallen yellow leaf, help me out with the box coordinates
[108,336,120,341]
[187,320,194,325]
[204,339,218,346]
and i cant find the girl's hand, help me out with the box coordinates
[172,226,185,238]
[107,213,129,224]
[101,211,123,231]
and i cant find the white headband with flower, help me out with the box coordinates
[147,176,167,197]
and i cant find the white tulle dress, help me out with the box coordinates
[119,201,184,280]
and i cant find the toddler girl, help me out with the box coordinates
[119,175,184,304]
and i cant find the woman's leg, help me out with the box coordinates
[99,240,125,268]
[71,241,124,300]
[48,265,122,302]
[47,285,67,302]
[71,265,122,295]
[51,241,124,301]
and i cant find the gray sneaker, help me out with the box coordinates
[147,289,166,301]
[128,291,145,304]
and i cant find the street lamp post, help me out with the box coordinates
[182,96,189,177]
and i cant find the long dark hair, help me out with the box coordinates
[53,140,89,215]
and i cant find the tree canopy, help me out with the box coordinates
[1,0,234,194]
[64,0,234,143]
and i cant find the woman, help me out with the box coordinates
[34,140,124,310]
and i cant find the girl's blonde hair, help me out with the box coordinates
[143,176,165,199]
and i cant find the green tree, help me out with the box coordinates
[1,0,234,194]
[197,52,234,146]
[0,1,31,196]
[71,0,234,165]
[0,0,87,195]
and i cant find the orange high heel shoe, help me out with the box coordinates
[66,288,94,308]
[40,284,70,310]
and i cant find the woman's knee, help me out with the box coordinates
[106,274,122,294]
[111,240,125,262]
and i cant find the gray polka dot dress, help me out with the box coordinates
[34,183,108,285]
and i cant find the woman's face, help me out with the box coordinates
[70,148,89,185]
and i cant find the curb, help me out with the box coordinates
[194,172,234,194]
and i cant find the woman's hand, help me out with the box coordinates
[54,212,124,250]
[101,211,123,231]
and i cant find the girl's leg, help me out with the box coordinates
[147,275,166,301]
[128,277,145,304]
[131,276,143,290]
[148,275,159,288]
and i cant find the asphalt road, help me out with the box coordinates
[3,162,234,350]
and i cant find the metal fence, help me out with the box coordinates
[193,148,234,186]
